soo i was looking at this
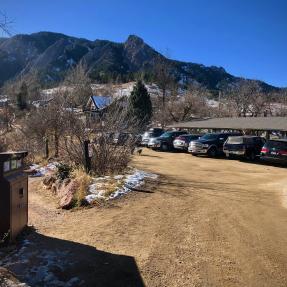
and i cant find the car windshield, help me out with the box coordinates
[143,132,153,137]
[200,134,219,140]
[266,140,287,149]
[159,131,174,138]
[227,136,243,144]
[183,135,199,140]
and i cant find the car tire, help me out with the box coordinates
[208,147,217,157]
[249,151,256,161]
[226,153,234,159]
[191,152,197,156]
[161,143,169,152]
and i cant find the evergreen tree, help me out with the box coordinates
[16,82,28,110]
[127,80,152,128]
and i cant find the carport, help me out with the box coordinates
[168,117,287,139]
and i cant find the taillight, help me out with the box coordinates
[280,150,287,156]
[261,147,269,153]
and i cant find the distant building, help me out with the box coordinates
[84,95,113,119]
[0,96,9,108]
[31,98,53,108]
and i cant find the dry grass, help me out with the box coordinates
[103,179,125,197]
[33,155,49,166]
[72,168,93,206]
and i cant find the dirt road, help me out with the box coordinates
[5,149,287,286]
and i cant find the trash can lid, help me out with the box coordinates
[0,151,28,162]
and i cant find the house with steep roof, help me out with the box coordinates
[84,95,113,119]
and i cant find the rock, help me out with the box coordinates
[51,183,57,194]
[59,180,80,209]
[42,175,57,188]
[54,179,63,194]
[62,178,71,187]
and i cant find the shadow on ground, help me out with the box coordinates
[1,228,144,287]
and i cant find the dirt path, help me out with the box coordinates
[4,149,287,286]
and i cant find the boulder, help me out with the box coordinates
[59,180,80,209]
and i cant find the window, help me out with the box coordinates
[3,161,10,172]
[17,159,22,168]
[227,137,243,144]
[19,188,24,198]
[11,160,17,170]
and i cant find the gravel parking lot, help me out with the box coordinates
[4,148,287,286]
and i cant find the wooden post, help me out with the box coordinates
[45,137,49,159]
[84,140,91,173]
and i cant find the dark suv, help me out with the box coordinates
[188,132,242,157]
[260,139,287,165]
[148,130,188,151]
[223,136,266,160]
[141,128,164,146]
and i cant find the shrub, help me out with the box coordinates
[56,163,72,180]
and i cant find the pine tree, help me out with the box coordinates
[16,82,28,110]
[127,80,152,128]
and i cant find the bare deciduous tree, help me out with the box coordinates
[224,80,264,117]
[64,62,93,107]
[165,84,210,123]
[154,56,172,107]
[61,99,142,175]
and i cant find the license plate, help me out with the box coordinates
[271,151,277,155]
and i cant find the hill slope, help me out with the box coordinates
[0,31,281,93]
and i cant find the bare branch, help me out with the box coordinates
[0,11,13,36]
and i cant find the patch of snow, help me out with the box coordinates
[1,240,82,287]
[206,99,220,108]
[114,175,124,180]
[85,169,157,203]
[29,162,58,177]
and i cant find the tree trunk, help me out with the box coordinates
[54,132,59,157]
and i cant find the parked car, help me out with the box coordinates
[260,139,287,165]
[141,128,164,146]
[173,134,202,152]
[188,132,242,157]
[113,132,131,145]
[223,136,266,160]
[148,130,188,151]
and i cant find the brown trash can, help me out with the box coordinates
[0,151,28,242]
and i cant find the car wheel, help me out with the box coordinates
[208,147,217,157]
[191,152,197,156]
[249,151,256,161]
[226,153,234,159]
[161,143,169,152]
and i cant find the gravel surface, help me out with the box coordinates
[3,148,287,286]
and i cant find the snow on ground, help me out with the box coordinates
[29,162,58,177]
[206,99,220,108]
[0,240,82,287]
[85,169,158,203]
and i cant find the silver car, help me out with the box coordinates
[173,134,202,151]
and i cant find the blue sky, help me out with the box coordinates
[1,0,287,87]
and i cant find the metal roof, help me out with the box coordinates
[168,117,287,131]
[91,96,112,110]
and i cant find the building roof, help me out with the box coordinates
[91,96,112,110]
[168,117,287,131]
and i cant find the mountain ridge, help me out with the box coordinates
[0,31,282,93]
